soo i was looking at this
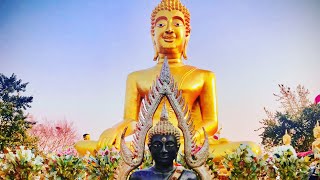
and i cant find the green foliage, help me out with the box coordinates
[206,156,219,177]
[260,105,320,152]
[0,73,34,151]
[223,144,266,179]
[45,154,86,180]
[0,146,43,179]
[85,147,120,179]
[0,145,319,179]
[138,150,153,169]
[269,146,310,179]
[315,162,320,176]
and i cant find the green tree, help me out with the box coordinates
[0,73,35,151]
[258,84,320,152]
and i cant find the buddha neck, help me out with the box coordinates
[153,163,175,173]
[157,57,184,67]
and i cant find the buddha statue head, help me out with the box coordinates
[314,121,320,139]
[83,133,90,140]
[147,103,181,167]
[283,130,291,146]
[151,0,191,61]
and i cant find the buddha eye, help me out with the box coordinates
[166,142,175,148]
[175,23,182,27]
[152,142,162,149]
[157,23,165,28]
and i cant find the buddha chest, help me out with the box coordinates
[135,65,204,105]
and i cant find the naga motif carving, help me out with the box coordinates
[114,57,213,180]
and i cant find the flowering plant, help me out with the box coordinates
[138,149,153,169]
[223,144,266,179]
[45,153,86,180]
[315,162,320,176]
[269,145,310,179]
[85,146,120,179]
[206,156,219,178]
[0,146,43,180]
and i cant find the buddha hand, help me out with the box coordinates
[97,120,137,149]
[97,127,122,149]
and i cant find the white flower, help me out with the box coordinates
[33,176,41,180]
[6,152,16,163]
[239,144,247,149]
[244,157,251,163]
[33,156,43,166]
[2,163,11,171]
[21,149,34,162]
[272,145,297,159]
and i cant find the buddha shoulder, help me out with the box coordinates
[129,169,198,180]
[129,169,155,180]
[180,169,198,180]
[193,68,216,79]
[126,65,215,80]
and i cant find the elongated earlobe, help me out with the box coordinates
[153,40,159,61]
[182,36,190,60]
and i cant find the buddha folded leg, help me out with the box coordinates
[74,140,97,156]
[179,135,261,161]
[206,136,261,176]
[208,138,262,161]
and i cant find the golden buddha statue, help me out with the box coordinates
[272,129,297,158]
[75,0,261,159]
[98,0,217,149]
[74,133,96,156]
[312,121,320,159]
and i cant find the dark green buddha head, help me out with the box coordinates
[147,104,181,166]
[149,134,179,166]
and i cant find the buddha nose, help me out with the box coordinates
[161,145,168,153]
[165,24,173,34]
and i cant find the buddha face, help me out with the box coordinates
[149,134,179,165]
[283,135,291,145]
[83,134,90,140]
[153,10,188,59]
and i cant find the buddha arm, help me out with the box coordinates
[123,72,140,130]
[199,71,218,136]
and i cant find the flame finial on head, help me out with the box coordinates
[147,101,181,146]
[159,57,171,84]
[160,102,169,121]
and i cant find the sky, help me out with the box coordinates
[0,0,319,144]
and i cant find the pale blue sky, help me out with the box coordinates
[1,0,319,143]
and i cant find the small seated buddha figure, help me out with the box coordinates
[312,121,320,159]
[273,130,297,157]
[283,130,291,146]
[283,130,296,155]
[130,105,197,180]
[74,133,96,156]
